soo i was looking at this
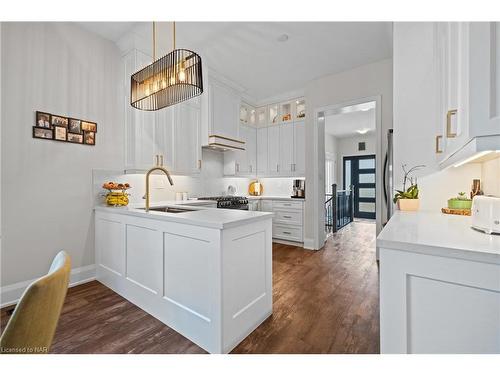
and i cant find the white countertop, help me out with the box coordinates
[247,196,306,201]
[377,210,500,264]
[95,200,273,229]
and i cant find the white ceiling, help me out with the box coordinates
[77,22,393,101]
[325,107,376,138]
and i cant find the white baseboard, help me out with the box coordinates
[0,264,96,308]
[303,237,316,250]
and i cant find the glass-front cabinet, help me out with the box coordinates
[294,98,306,120]
[280,101,293,123]
[268,104,279,125]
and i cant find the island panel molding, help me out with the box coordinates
[33,111,97,146]
[94,207,273,353]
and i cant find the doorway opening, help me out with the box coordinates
[323,100,377,235]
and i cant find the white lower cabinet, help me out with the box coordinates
[258,199,304,243]
[380,247,500,353]
[95,209,273,354]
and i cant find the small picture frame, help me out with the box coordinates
[36,111,51,129]
[67,133,83,144]
[68,118,82,134]
[84,131,95,145]
[51,115,68,128]
[54,126,67,141]
[82,121,97,133]
[33,126,53,139]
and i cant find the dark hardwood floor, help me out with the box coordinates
[1,221,379,354]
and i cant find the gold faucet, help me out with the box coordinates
[144,155,174,212]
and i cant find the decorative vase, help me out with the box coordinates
[447,199,472,210]
[106,191,129,207]
[398,198,420,211]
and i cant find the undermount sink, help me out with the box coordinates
[143,206,197,214]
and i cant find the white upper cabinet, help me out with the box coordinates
[155,106,175,171]
[279,123,294,175]
[294,121,306,176]
[124,49,158,170]
[224,124,256,176]
[246,126,257,175]
[469,22,500,138]
[438,22,470,158]
[267,125,281,175]
[207,81,241,141]
[256,127,269,175]
[123,48,201,175]
[173,98,201,175]
[394,22,500,172]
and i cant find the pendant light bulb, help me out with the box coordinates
[178,69,186,82]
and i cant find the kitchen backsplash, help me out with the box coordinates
[93,149,305,205]
[482,156,500,196]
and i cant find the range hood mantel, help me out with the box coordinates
[205,134,246,152]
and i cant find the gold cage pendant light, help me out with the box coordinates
[131,22,203,111]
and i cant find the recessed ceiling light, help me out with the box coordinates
[357,129,370,135]
[277,34,289,42]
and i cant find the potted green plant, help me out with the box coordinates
[448,192,472,210]
[393,164,425,211]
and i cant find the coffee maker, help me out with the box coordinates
[292,179,305,198]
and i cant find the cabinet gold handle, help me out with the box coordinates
[435,135,443,154]
[446,109,457,138]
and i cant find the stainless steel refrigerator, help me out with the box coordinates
[383,129,394,226]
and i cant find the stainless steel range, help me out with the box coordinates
[198,196,249,210]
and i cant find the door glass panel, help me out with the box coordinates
[359,188,375,198]
[344,160,351,188]
[359,202,375,213]
[359,173,375,183]
[359,158,375,169]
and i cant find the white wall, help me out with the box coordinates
[305,58,393,249]
[1,23,123,288]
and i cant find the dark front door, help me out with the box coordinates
[343,155,376,219]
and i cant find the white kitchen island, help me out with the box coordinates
[94,202,273,353]
[377,210,500,354]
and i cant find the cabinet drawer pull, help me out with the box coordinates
[446,109,457,138]
[283,231,292,235]
[435,135,443,154]
[283,215,292,219]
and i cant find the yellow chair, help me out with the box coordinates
[0,251,71,354]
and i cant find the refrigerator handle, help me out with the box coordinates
[383,151,388,205]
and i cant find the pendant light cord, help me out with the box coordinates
[152,21,156,61]
[173,21,176,50]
